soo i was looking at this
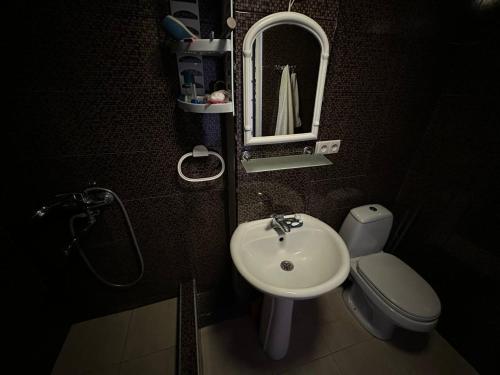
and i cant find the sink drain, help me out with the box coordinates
[280,260,294,271]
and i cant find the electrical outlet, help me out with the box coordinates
[329,140,341,153]
[315,140,341,154]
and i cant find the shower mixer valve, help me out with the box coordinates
[33,190,114,219]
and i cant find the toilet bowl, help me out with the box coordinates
[339,204,441,340]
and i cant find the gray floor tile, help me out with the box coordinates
[332,338,411,375]
[120,347,176,375]
[201,316,274,375]
[52,311,131,375]
[382,331,479,375]
[323,287,352,322]
[122,298,177,361]
[320,315,371,353]
[82,364,121,375]
[51,293,477,375]
[278,355,342,375]
[293,287,350,325]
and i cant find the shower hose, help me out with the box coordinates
[69,187,144,288]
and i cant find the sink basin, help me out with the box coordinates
[230,214,350,360]
[230,214,350,300]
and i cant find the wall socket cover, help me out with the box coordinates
[315,140,341,154]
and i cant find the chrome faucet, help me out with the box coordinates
[32,189,114,219]
[270,214,303,239]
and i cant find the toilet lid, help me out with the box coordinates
[357,253,441,321]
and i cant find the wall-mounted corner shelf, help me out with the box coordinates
[177,98,233,113]
[168,0,234,115]
[175,38,232,55]
[241,154,332,173]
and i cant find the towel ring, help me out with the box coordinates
[177,145,225,183]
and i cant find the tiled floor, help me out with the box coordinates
[51,298,177,375]
[200,288,479,375]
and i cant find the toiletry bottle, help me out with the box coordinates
[191,82,197,102]
[181,71,195,102]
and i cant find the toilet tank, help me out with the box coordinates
[339,204,393,258]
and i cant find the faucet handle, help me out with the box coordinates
[283,214,303,228]
[271,213,284,221]
[32,206,50,219]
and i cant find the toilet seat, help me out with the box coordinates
[356,253,441,322]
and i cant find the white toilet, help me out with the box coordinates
[339,204,441,340]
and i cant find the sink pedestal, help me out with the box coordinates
[259,295,294,360]
[231,214,351,360]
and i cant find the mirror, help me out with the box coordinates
[243,12,329,146]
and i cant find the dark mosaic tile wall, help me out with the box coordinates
[391,7,500,373]
[232,0,441,229]
[7,0,230,322]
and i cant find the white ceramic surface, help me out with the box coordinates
[230,214,350,300]
[344,257,440,339]
[338,204,441,340]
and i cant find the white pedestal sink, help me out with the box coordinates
[230,214,350,360]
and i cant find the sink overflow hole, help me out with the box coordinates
[280,260,294,271]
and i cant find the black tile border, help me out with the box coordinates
[178,279,200,375]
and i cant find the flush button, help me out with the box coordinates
[369,206,378,211]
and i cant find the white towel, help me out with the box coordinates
[290,72,302,128]
[275,65,295,135]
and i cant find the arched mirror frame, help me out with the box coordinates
[242,12,330,146]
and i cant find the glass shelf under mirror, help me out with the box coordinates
[241,154,332,173]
